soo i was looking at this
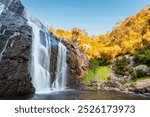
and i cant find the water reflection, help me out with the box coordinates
[1,90,150,100]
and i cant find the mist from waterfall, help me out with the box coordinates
[23,9,68,94]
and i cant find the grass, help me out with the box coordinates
[132,76,150,83]
[82,66,111,83]
[128,76,150,86]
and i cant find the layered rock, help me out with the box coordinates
[64,41,89,88]
[128,79,150,96]
[0,0,35,96]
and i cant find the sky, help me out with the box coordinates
[21,0,150,36]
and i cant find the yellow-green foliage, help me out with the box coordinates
[50,7,150,62]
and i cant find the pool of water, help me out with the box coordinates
[1,90,150,100]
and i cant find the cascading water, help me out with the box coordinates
[52,43,67,91]
[23,9,68,94]
[29,22,51,94]
[24,10,51,94]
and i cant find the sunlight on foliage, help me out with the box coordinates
[49,7,150,62]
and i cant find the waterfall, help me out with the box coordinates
[23,9,68,94]
[28,21,51,94]
[52,43,67,90]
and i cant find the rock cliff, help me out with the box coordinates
[0,0,89,97]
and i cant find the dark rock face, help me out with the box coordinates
[50,41,58,84]
[0,0,35,97]
[0,0,24,15]
[62,40,89,88]
[0,0,89,97]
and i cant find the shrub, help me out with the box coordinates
[114,57,130,75]
[124,66,134,75]
[135,46,150,66]
[90,56,110,71]
[135,70,148,78]
[89,59,100,71]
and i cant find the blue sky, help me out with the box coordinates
[21,0,150,35]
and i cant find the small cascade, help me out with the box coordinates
[23,9,68,94]
[52,43,68,90]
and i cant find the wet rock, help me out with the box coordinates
[50,43,58,84]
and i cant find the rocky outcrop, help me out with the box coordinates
[0,0,35,96]
[57,39,89,88]
[128,78,150,96]
[0,0,89,97]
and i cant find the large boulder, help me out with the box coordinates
[128,79,150,96]
[134,65,150,78]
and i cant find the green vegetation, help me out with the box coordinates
[82,70,95,83]
[135,46,150,66]
[51,6,150,91]
[89,57,110,71]
[128,76,150,87]
[114,57,132,75]
[132,76,150,83]
[82,66,111,83]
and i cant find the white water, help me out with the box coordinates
[0,3,5,14]
[24,10,51,94]
[29,22,51,94]
[52,43,67,90]
[23,9,68,94]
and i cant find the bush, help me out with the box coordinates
[89,59,100,71]
[135,46,150,66]
[136,70,148,78]
[114,57,131,75]
[90,56,110,71]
